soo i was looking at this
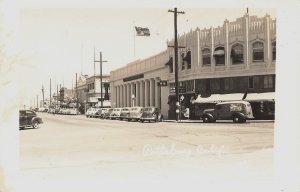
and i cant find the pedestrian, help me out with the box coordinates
[183,107,190,120]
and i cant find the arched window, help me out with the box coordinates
[183,51,192,69]
[165,56,173,73]
[272,41,276,61]
[214,47,225,65]
[253,42,264,62]
[202,48,211,66]
[231,44,243,64]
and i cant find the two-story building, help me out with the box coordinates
[75,74,111,108]
[110,13,276,120]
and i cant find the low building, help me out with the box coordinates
[110,13,276,119]
[75,74,111,108]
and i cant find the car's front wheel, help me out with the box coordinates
[233,116,246,123]
[32,121,39,129]
[203,116,210,123]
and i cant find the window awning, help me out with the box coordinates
[214,49,225,56]
[192,92,275,104]
[244,92,275,101]
[192,93,244,103]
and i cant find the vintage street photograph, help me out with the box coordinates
[0,1,300,192]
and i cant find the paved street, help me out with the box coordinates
[20,113,274,192]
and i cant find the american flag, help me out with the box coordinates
[135,26,150,36]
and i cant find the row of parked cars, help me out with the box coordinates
[47,108,78,115]
[86,107,163,123]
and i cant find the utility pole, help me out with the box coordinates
[94,51,108,108]
[50,78,52,108]
[37,95,38,108]
[168,7,185,122]
[76,73,78,114]
[57,84,58,108]
[42,85,44,108]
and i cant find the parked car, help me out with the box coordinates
[38,107,48,112]
[140,107,163,123]
[86,108,99,118]
[119,107,131,120]
[68,108,78,115]
[109,108,122,120]
[19,110,43,129]
[103,108,113,119]
[128,107,144,121]
[99,108,110,119]
[94,108,102,118]
[202,100,254,123]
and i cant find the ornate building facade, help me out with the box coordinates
[110,13,276,119]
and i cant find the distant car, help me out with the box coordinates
[128,107,144,121]
[140,107,163,123]
[99,108,110,119]
[103,108,113,119]
[202,100,254,123]
[119,107,131,120]
[19,110,43,129]
[68,108,78,115]
[94,108,102,118]
[109,108,122,120]
[86,108,99,118]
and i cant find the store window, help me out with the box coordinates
[264,75,274,88]
[186,80,194,92]
[214,47,225,65]
[253,41,264,62]
[248,77,254,89]
[272,41,276,61]
[231,43,244,64]
[202,48,211,66]
[224,78,234,91]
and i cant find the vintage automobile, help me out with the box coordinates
[140,107,163,123]
[202,100,254,123]
[19,110,43,129]
[109,108,122,120]
[119,107,131,120]
[86,107,99,118]
[103,108,113,119]
[127,107,144,121]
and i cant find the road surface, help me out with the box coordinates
[19,113,274,192]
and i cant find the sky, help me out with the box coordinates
[18,5,276,105]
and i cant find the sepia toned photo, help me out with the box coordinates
[0,1,300,192]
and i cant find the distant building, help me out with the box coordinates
[75,74,111,107]
[59,87,75,102]
[110,13,276,119]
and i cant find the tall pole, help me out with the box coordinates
[76,73,78,113]
[93,46,96,94]
[42,85,44,108]
[168,7,185,122]
[100,52,108,108]
[95,51,108,108]
[50,78,52,108]
[57,84,58,108]
[37,95,38,108]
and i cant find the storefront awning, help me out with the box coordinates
[244,92,275,101]
[192,92,275,104]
